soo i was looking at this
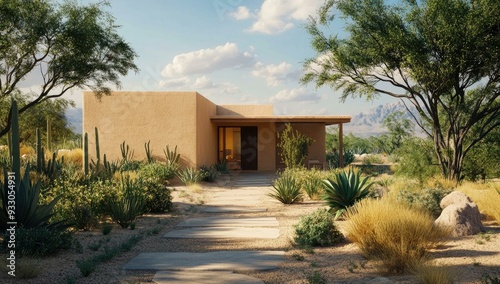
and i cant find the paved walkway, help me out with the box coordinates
[123,173,283,283]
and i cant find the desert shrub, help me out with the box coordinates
[394,137,440,184]
[102,224,113,235]
[294,208,343,247]
[177,167,206,185]
[458,182,500,223]
[3,226,73,257]
[213,160,229,174]
[322,168,373,219]
[71,205,96,230]
[396,187,452,218]
[200,165,219,182]
[343,198,450,274]
[277,123,314,168]
[120,160,141,172]
[268,174,303,204]
[108,176,144,228]
[142,180,173,213]
[326,149,355,168]
[362,154,385,165]
[138,162,176,184]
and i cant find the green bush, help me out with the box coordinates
[200,165,219,182]
[138,162,176,184]
[326,149,355,168]
[71,205,96,230]
[277,123,314,168]
[213,160,229,174]
[268,174,303,204]
[294,208,343,247]
[2,226,73,257]
[142,180,173,213]
[120,160,141,172]
[396,187,452,218]
[302,175,324,200]
[322,168,373,219]
[177,167,206,185]
[394,138,440,184]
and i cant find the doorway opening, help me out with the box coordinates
[218,126,258,170]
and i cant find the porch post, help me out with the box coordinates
[339,123,344,168]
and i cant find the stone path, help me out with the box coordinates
[123,173,283,284]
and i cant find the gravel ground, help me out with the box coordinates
[1,181,499,284]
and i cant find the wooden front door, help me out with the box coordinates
[240,126,258,170]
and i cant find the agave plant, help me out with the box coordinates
[109,176,144,228]
[268,174,303,204]
[322,168,373,219]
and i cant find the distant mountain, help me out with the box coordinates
[341,101,418,137]
[66,107,82,134]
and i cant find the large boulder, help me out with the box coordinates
[440,191,473,209]
[435,191,485,237]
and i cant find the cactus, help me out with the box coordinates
[163,145,180,166]
[84,132,89,176]
[46,117,52,152]
[144,140,153,163]
[90,127,101,173]
[11,101,21,186]
[36,128,43,172]
[120,141,134,162]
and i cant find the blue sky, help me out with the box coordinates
[64,0,397,116]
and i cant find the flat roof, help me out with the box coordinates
[210,115,351,125]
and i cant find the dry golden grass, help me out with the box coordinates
[343,198,450,274]
[19,144,35,157]
[56,148,83,166]
[412,262,458,284]
[457,182,500,224]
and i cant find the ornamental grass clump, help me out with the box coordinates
[322,168,372,219]
[343,198,450,274]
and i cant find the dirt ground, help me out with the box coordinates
[1,181,499,284]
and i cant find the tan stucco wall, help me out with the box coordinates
[195,94,217,167]
[83,91,200,167]
[217,105,273,116]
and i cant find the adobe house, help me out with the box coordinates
[83,91,351,171]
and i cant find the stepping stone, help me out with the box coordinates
[177,217,279,227]
[123,251,285,271]
[153,271,264,284]
[164,227,280,239]
[201,206,267,213]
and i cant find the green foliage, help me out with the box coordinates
[294,208,343,247]
[2,226,73,257]
[268,174,303,204]
[108,176,144,228]
[200,165,220,182]
[462,126,500,181]
[303,0,500,181]
[120,141,134,162]
[395,138,440,184]
[381,111,414,154]
[277,123,314,169]
[326,149,355,168]
[322,168,373,219]
[70,205,95,231]
[301,170,325,200]
[142,180,173,213]
[138,162,176,184]
[213,159,229,174]
[306,271,327,284]
[397,188,453,218]
[0,0,138,138]
[102,224,113,235]
[177,167,206,185]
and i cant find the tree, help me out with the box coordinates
[0,0,138,138]
[277,123,314,169]
[302,0,500,181]
[380,111,414,154]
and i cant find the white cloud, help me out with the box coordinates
[221,82,241,94]
[252,61,294,86]
[299,108,328,115]
[158,77,190,87]
[161,43,256,77]
[192,76,216,89]
[249,0,324,34]
[269,88,321,103]
[229,6,252,20]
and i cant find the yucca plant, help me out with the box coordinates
[109,176,144,228]
[322,168,373,219]
[268,174,303,204]
[177,167,206,185]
